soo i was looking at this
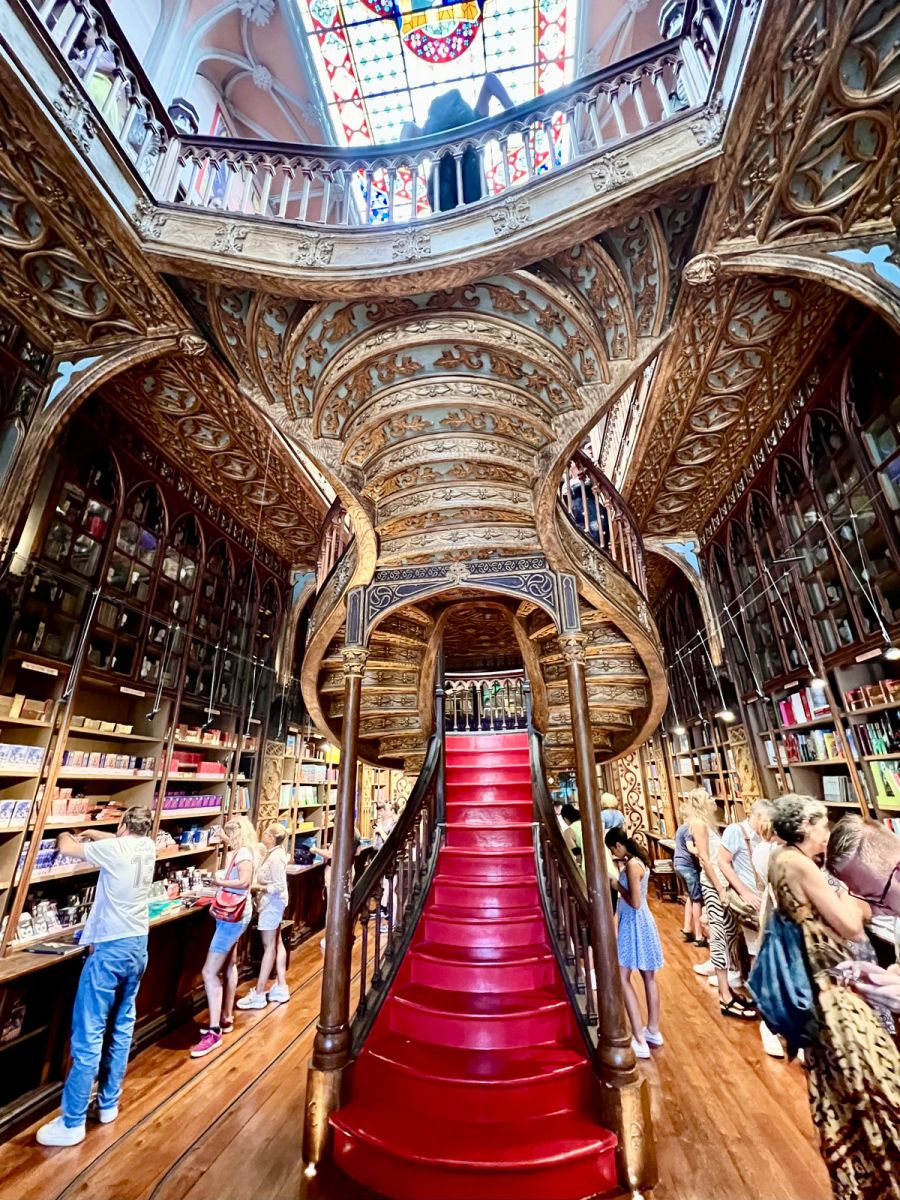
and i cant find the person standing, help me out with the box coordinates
[768,796,900,1199]
[673,801,705,946]
[37,807,156,1146]
[688,788,755,1019]
[192,817,259,1057]
[600,791,625,832]
[237,823,290,1010]
[605,829,664,1060]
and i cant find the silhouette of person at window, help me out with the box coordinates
[401,72,514,212]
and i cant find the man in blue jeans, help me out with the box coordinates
[37,805,156,1146]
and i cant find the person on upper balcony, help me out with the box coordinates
[400,72,514,213]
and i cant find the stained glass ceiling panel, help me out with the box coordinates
[297,0,578,146]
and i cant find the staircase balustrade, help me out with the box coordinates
[444,670,527,732]
[347,685,445,1054]
[528,721,605,1059]
[559,449,647,595]
[25,0,726,231]
[315,499,352,593]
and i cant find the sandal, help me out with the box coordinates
[721,998,757,1020]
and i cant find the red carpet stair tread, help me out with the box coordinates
[330,731,618,1200]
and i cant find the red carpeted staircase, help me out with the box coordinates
[330,731,618,1200]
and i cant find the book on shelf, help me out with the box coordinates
[855,718,900,756]
[882,816,900,834]
[870,760,900,804]
[778,685,830,727]
[822,775,855,805]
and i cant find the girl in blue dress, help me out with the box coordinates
[605,829,665,1060]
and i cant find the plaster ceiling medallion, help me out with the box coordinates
[237,0,276,27]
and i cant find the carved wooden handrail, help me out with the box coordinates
[315,498,352,592]
[559,449,647,595]
[348,689,444,1054]
[528,720,605,1064]
[23,0,728,230]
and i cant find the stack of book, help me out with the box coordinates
[777,685,830,726]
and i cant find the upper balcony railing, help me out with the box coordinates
[27,0,729,231]
[559,449,647,596]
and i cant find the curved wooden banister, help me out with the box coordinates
[559,449,647,595]
[346,680,445,1053]
[315,499,352,593]
[529,721,605,1060]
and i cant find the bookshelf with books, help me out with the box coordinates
[278,725,340,854]
[638,733,675,838]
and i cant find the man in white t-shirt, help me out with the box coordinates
[37,806,156,1146]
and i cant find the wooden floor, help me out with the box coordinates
[0,903,830,1200]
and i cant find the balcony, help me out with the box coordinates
[12,0,752,292]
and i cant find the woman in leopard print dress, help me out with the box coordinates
[768,795,900,1200]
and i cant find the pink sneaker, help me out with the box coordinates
[191,1029,222,1058]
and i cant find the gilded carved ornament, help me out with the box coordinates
[558,634,587,666]
[682,254,721,287]
[341,647,369,678]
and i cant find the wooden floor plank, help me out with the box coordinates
[0,902,832,1200]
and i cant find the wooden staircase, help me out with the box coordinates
[329,733,619,1200]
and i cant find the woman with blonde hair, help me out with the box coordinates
[600,791,625,832]
[192,816,260,1058]
[688,788,755,1020]
[238,822,290,1010]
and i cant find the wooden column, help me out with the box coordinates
[560,635,635,1082]
[303,645,367,1166]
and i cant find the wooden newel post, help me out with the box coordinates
[561,635,635,1081]
[303,645,367,1167]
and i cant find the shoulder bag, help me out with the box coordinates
[748,908,819,1057]
[723,827,764,929]
[210,853,248,923]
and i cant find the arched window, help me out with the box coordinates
[221,561,258,708]
[94,484,167,678]
[748,491,808,675]
[773,452,854,656]
[708,541,754,695]
[18,443,119,662]
[147,515,204,689]
[805,411,892,638]
[728,517,782,682]
[847,325,900,533]
[41,447,118,581]
[186,540,233,701]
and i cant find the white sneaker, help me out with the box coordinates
[37,1116,85,1146]
[267,984,290,1004]
[631,1037,651,1060]
[98,1106,118,1124]
[760,1022,785,1059]
[643,1026,664,1047]
[236,989,267,1010]
[693,960,715,977]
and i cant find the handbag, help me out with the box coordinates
[210,854,248,923]
[748,909,819,1057]
[724,827,764,929]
